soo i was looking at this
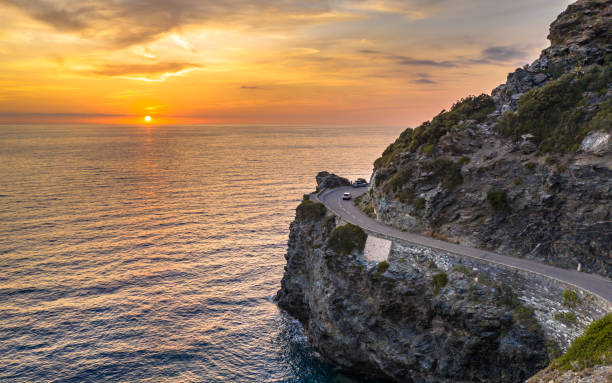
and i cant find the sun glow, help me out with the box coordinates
[144,115,152,122]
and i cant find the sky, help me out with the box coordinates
[0,0,573,126]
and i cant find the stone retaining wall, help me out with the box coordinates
[363,228,611,350]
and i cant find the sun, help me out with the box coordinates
[144,115,152,122]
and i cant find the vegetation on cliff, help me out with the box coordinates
[296,199,327,221]
[327,223,367,254]
[374,94,495,169]
[497,62,612,153]
[553,313,612,372]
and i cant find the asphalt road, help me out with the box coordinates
[318,186,612,304]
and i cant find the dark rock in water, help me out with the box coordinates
[276,204,550,383]
[315,171,351,191]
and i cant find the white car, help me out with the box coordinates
[342,192,352,200]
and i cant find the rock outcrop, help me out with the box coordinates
[367,0,612,277]
[527,365,612,383]
[277,200,551,382]
[315,171,351,191]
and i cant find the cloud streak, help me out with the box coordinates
[92,62,201,76]
[1,0,347,47]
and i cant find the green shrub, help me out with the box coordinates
[553,313,612,371]
[546,156,556,165]
[423,144,435,156]
[516,305,541,333]
[452,265,475,275]
[398,190,415,204]
[524,162,536,171]
[433,271,448,294]
[554,312,577,324]
[496,284,542,332]
[458,156,471,165]
[555,164,567,174]
[513,177,523,186]
[374,128,414,168]
[362,205,375,218]
[327,223,367,255]
[376,261,390,275]
[487,190,511,212]
[415,197,426,211]
[296,200,327,221]
[422,158,463,189]
[563,290,581,308]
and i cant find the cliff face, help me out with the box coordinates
[277,200,550,382]
[367,0,612,277]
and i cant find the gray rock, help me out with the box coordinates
[580,131,611,156]
[520,140,538,154]
[533,73,548,84]
[315,171,351,191]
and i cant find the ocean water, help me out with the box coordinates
[0,124,403,382]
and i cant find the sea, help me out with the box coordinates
[0,124,403,382]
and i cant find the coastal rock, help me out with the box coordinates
[276,202,550,383]
[315,171,351,191]
[580,131,611,156]
[526,365,612,383]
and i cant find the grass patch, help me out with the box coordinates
[563,290,581,308]
[422,144,435,156]
[458,156,471,165]
[327,223,367,255]
[362,205,375,218]
[487,190,511,213]
[414,197,426,211]
[296,199,327,221]
[524,162,536,171]
[433,271,448,294]
[554,312,577,325]
[422,158,463,189]
[376,261,390,276]
[555,164,567,174]
[553,313,612,372]
[398,190,415,204]
[513,177,523,186]
[497,284,542,333]
[452,265,475,276]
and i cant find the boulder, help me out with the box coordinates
[580,131,611,156]
[315,171,351,191]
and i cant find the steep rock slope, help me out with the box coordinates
[367,0,612,277]
[277,199,550,382]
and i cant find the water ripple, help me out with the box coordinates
[0,124,401,382]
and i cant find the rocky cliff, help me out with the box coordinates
[365,0,611,277]
[277,199,551,382]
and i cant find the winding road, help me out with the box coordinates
[317,186,612,304]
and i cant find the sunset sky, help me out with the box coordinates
[0,0,572,125]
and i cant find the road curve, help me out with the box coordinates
[317,186,612,304]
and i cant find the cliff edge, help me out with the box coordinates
[277,199,551,382]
